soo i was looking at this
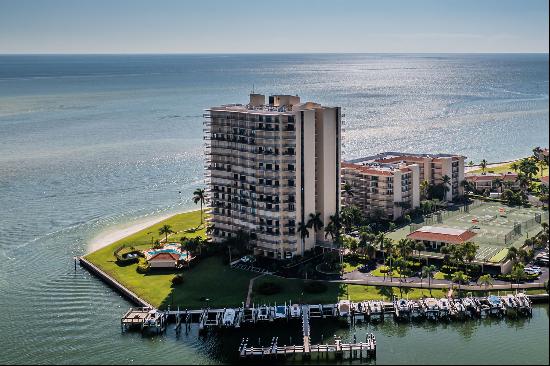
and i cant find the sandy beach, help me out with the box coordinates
[87,210,192,253]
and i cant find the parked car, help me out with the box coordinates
[240,255,256,264]
[358,262,376,273]
[524,267,542,275]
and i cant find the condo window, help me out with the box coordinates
[275,164,279,171]
[288,179,295,187]
[288,116,295,123]
[288,164,295,171]
[266,163,272,170]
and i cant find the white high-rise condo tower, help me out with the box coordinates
[204,94,341,259]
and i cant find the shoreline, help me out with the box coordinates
[86,209,198,253]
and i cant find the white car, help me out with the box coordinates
[524,268,541,275]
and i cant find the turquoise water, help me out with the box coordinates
[0,54,548,364]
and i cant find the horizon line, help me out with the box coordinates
[0,51,549,56]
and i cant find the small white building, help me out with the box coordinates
[148,252,180,269]
[407,226,477,250]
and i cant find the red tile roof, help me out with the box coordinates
[149,252,180,261]
[542,176,549,184]
[407,228,477,244]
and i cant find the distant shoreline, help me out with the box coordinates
[465,158,521,173]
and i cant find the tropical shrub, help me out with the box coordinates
[171,274,184,286]
[136,258,150,274]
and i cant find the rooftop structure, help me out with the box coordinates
[465,172,519,191]
[205,93,341,259]
[407,226,477,246]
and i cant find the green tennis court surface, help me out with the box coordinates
[387,201,548,263]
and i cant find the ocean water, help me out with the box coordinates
[0,54,548,364]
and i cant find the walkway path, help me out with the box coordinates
[245,273,266,307]
[336,276,547,291]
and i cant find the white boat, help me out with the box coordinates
[503,294,517,309]
[274,305,287,319]
[516,293,532,308]
[438,298,450,316]
[368,301,383,319]
[410,301,423,319]
[289,303,301,318]
[257,305,270,321]
[338,300,351,317]
[461,297,477,317]
[144,309,160,326]
[423,298,439,320]
[222,308,236,327]
[452,299,466,317]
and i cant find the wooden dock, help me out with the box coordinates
[238,305,376,360]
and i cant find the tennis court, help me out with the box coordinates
[387,200,548,263]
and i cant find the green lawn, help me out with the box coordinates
[343,260,363,273]
[346,285,447,301]
[469,160,549,177]
[370,266,403,278]
[251,276,344,305]
[85,210,256,309]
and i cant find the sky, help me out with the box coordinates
[0,0,548,54]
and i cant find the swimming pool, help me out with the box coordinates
[144,244,189,260]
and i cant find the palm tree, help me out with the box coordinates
[420,180,430,200]
[519,158,539,182]
[510,263,525,289]
[441,175,451,201]
[506,246,519,264]
[480,159,488,174]
[422,265,437,289]
[452,271,467,294]
[366,243,377,261]
[414,241,426,265]
[463,241,478,269]
[376,233,391,266]
[324,222,336,241]
[510,161,520,173]
[359,231,374,260]
[460,179,471,194]
[343,182,354,204]
[158,224,174,244]
[193,188,206,225]
[180,236,189,253]
[478,274,494,295]
[397,238,413,260]
[297,222,310,255]
[517,248,530,264]
[307,212,324,234]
